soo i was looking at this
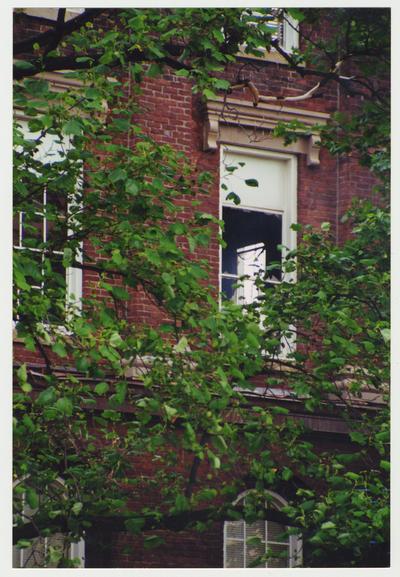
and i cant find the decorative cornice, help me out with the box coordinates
[14,69,108,121]
[203,97,330,166]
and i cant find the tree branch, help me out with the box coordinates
[13,9,106,56]
[43,9,66,58]
[13,504,299,544]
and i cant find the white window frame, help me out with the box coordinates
[223,489,302,568]
[281,13,300,53]
[13,477,85,568]
[13,119,83,321]
[220,145,297,301]
[219,146,297,360]
[239,10,299,60]
[18,8,85,22]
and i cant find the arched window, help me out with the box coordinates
[13,477,85,568]
[223,490,301,568]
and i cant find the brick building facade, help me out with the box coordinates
[13,8,388,569]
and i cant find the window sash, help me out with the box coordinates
[13,121,83,321]
[223,491,301,568]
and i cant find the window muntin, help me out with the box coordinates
[224,491,301,568]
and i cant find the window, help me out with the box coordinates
[239,9,299,60]
[13,478,85,568]
[276,11,299,53]
[13,120,82,324]
[220,146,297,306]
[223,491,301,568]
[18,8,85,22]
[222,207,282,304]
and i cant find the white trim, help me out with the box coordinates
[18,8,85,22]
[282,14,299,53]
[13,476,85,568]
[220,145,297,299]
[13,119,83,318]
[224,489,302,568]
[238,11,299,60]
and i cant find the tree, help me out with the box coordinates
[13,8,389,567]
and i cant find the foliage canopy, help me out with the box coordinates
[13,7,389,568]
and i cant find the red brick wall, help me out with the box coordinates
[13,11,383,568]
[123,56,377,323]
[13,10,379,334]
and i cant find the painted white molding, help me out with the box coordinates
[204,97,329,166]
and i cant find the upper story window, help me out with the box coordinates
[13,120,82,324]
[220,146,297,306]
[239,9,299,60]
[17,8,85,22]
[224,490,302,568]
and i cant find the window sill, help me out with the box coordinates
[237,49,304,67]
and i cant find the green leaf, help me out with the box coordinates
[225,191,241,205]
[16,539,33,549]
[56,397,73,416]
[164,404,178,420]
[244,179,259,187]
[76,357,90,372]
[197,488,217,501]
[111,286,130,300]
[14,60,36,71]
[147,63,163,77]
[125,179,139,195]
[52,341,68,358]
[111,249,123,266]
[72,501,83,515]
[270,406,290,415]
[63,119,82,135]
[17,364,31,392]
[109,332,123,348]
[203,88,217,100]
[47,546,63,565]
[110,168,127,183]
[380,328,390,343]
[76,56,94,63]
[282,467,293,481]
[125,517,145,534]
[207,449,221,469]
[36,387,56,406]
[114,381,127,404]
[175,336,188,353]
[286,8,306,22]
[212,435,228,452]
[349,431,366,445]
[94,382,109,395]
[175,68,190,77]
[174,493,189,512]
[321,521,336,530]
[380,459,390,472]
[26,488,39,510]
[213,78,230,90]
[212,29,225,43]
[63,247,73,267]
[144,535,165,549]
[345,471,360,481]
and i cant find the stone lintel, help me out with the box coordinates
[204,97,330,166]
